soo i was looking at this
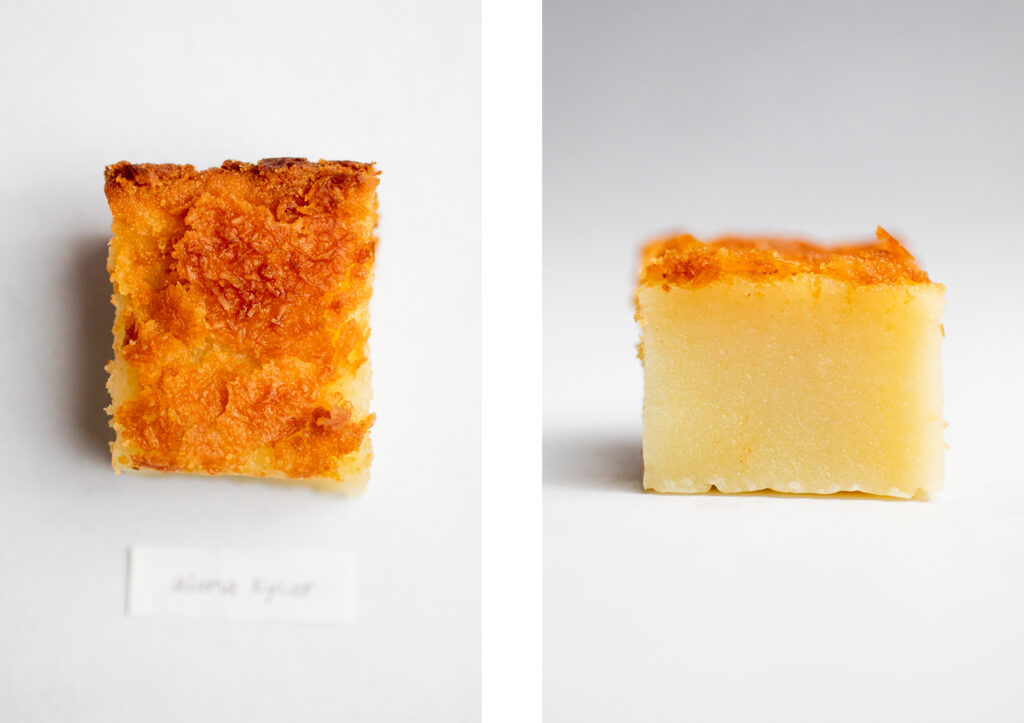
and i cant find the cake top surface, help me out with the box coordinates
[105,157,377,195]
[105,158,378,478]
[638,227,939,288]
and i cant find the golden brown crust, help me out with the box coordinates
[105,158,378,481]
[638,227,935,288]
[104,158,377,195]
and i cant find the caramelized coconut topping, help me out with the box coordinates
[105,159,377,478]
[639,227,934,288]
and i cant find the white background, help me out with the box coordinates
[0,1,480,720]
[481,0,543,722]
[545,1,1024,721]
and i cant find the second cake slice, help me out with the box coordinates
[636,227,945,499]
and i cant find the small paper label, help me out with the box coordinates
[127,547,355,625]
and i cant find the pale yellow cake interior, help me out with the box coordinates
[638,273,945,499]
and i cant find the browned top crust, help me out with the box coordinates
[105,158,378,478]
[105,158,377,190]
[638,227,937,288]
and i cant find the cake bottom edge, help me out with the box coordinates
[110,439,372,495]
[643,474,940,500]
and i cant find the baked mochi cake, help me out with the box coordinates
[635,228,945,499]
[104,158,378,492]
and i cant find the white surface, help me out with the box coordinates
[481,0,543,721]
[127,548,355,624]
[544,1,1024,720]
[0,1,480,720]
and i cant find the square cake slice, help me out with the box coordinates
[635,227,945,499]
[104,158,378,492]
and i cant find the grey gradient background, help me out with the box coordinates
[545,1,1024,720]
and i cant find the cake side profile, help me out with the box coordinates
[636,227,945,499]
[105,158,378,492]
